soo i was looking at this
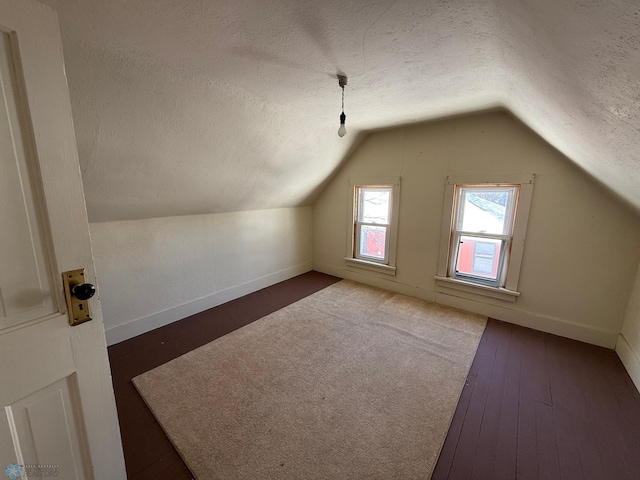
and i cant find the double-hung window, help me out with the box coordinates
[346,177,400,275]
[449,185,518,287]
[436,174,534,302]
[355,186,392,263]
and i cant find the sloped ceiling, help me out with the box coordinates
[40,0,640,222]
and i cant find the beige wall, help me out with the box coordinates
[91,207,312,345]
[618,261,640,390]
[313,111,640,347]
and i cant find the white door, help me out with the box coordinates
[0,0,125,479]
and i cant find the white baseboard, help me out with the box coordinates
[312,261,618,348]
[435,292,617,348]
[105,261,313,346]
[616,334,640,393]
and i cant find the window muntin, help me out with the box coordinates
[354,186,392,264]
[449,185,519,287]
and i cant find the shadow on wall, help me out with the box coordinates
[311,108,640,348]
[309,106,640,218]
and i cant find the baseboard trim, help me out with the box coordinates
[616,334,640,393]
[312,261,618,348]
[105,261,313,346]
[435,292,617,348]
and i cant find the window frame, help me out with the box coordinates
[435,174,535,302]
[345,177,400,276]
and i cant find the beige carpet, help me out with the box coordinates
[133,280,486,479]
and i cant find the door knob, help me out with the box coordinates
[71,283,96,300]
[62,268,94,326]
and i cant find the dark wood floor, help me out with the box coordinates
[431,317,640,480]
[108,272,640,480]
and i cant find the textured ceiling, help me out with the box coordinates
[40,0,640,222]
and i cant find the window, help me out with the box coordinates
[355,187,392,263]
[345,177,400,275]
[436,174,534,302]
[450,186,517,287]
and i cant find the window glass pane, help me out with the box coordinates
[459,189,511,235]
[455,236,502,281]
[359,188,391,224]
[359,225,387,260]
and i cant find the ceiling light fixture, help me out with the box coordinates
[337,75,347,137]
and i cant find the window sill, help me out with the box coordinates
[434,276,519,302]
[345,257,397,276]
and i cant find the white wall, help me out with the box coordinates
[91,207,312,345]
[313,111,640,348]
[617,261,640,391]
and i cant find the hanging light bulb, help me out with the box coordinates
[338,112,347,137]
[337,75,347,137]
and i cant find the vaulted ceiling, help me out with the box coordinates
[41,0,640,222]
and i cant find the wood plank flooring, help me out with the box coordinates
[108,272,640,479]
[431,318,640,480]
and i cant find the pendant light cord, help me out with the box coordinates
[337,76,347,136]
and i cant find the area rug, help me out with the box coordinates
[132,280,486,479]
